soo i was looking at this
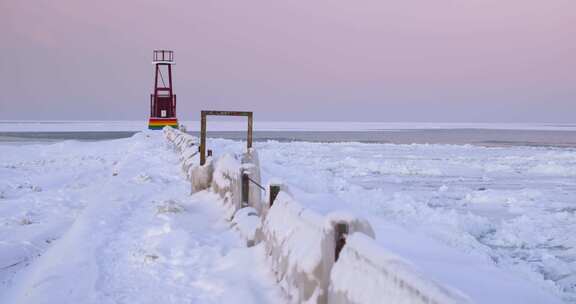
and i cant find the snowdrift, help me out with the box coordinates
[259,190,375,303]
[211,153,243,219]
[328,233,470,304]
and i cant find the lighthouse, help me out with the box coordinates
[148,50,179,130]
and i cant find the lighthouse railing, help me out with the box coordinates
[153,50,174,63]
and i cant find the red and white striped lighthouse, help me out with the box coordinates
[148,50,178,130]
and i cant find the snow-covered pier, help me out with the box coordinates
[0,131,281,303]
[0,128,573,304]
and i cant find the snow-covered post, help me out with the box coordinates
[200,111,207,165]
[241,170,249,208]
[334,223,348,262]
[269,184,280,207]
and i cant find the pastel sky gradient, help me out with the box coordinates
[1,0,574,122]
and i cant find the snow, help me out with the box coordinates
[211,153,243,219]
[206,137,574,303]
[260,191,332,303]
[259,182,466,303]
[2,125,574,303]
[190,158,214,193]
[2,120,576,132]
[0,132,283,304]
[231,207,261,246]
[241,149,264,213]
[329,233,470,304]
[212,154,242,189]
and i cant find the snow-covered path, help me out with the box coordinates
[0,133,281,304]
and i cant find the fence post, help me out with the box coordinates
[200,111,207,165]
[334,223,349,262]
[269,184,280,207]
[247,112,253,150]
[242,171,249,208]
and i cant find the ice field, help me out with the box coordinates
[0,128,574,303]
[211,137,576,303]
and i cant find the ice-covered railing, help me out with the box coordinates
[259,189,376,303]
[163,126,469,304]
[257,187,470,304]
[163,126,197,163]
[163,126,263,216]
[163,126,263,246]
[163,126,212,191]
[328,233,469,304]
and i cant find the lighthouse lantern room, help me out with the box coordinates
[148,50,178,129]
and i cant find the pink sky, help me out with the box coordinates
[0,0,574,122]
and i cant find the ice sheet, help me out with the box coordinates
[208,137,576,303]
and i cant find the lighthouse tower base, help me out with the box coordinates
[148,117,178,130]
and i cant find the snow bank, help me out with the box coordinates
[259,190,470,304]
[163,126,197,161]
[328,233,470,304]
[211,153,243,219]
[259,190,375,304]
[190,159,214,193]
[209,149,263,217]
[232,207,261,247]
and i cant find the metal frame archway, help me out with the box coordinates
[200,110,253,165]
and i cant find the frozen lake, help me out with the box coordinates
[3,128,576,147]
[208,136,576,303]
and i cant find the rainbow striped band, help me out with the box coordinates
[148,118,178,130]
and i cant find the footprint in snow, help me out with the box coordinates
[156,200,185,215]
[133,174,153,183]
